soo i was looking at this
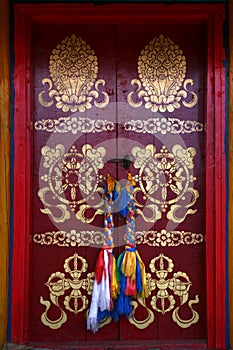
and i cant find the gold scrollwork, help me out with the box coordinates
[148,253,199,328]
[132,144,199,223]
[33,229,204,247]
[34,115,114,134]
[38,143,105,223]
[40,253,94,329]
[129,297,154,329]
[124,117,204,135]
[127,35,198,113]
[38,34,109,112]
[135,230,204,247]
[172,295,199,328]
[33,230,104,247]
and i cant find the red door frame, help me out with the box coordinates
[12,3,226,349]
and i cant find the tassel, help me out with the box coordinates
[115,172,148,319]
[95,249,105,284]
[115,251,133,319]
[87,174,119,333]
[87,249,111,332]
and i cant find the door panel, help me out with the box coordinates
[32,24,118,342]
[116,25,206,340]
[30,21,206,343]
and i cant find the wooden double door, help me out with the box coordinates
[29,20,206,345]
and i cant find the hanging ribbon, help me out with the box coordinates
[87,173,119,333]
[115,172,148,319]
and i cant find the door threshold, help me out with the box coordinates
[19,340,208,350]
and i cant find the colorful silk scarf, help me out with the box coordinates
[87,173,119,333]
[87,172,148,332]
[115,172,148,319]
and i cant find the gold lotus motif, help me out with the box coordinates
[50,35,98,99]
[138,35,186,98]
[128,35,198,112]
[38,34,109,112]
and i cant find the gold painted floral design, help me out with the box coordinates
[38,34,109,112]
[124,117,204,135]
[34,115,114,134]
[33,230,104,247]
[33,229,204,247]
[128,35,198,112]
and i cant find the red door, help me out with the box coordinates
[116,25,206,341]
[29,20,206,345]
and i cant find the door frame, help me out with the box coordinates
[12,3,226,349]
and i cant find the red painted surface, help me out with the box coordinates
[12,8,32,343]
[205,9,226,350]
[13,3,226,349]
[117,24,206,341]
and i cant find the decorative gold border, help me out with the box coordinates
[33,229,204,247]
[124,117,204,135]
[136,230,204,246]
[34,115,114,134]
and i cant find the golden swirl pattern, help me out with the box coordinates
[124,117,204,135]
[132,144,199,223]
[40,253,94,329]
[34,115,114,134]
[38,34,109,112]
[33,229,204,247]
[135,230,204,247]
[128,35,198,112]
[38,143,199,225]
[33,230,104,247]
[38,143,105,223]
[40,253,199,330]
[147,253,199,328]
[50,36,98,97]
